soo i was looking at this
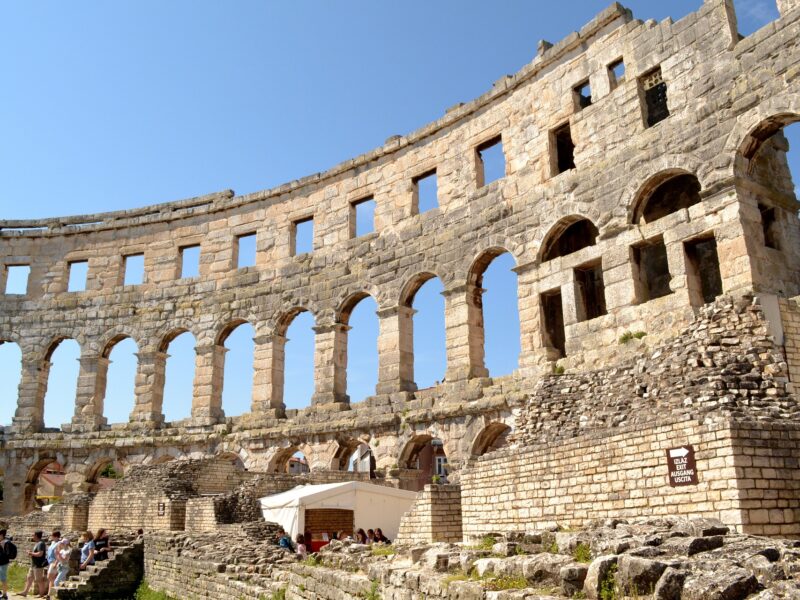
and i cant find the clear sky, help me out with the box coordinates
[0,0,795,427]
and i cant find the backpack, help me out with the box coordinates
[1,540,17,561]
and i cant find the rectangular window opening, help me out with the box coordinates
[4,265,30,295]
[632,239,672,303]
[180,245,201,279]
[236,233,257,268]
[541,290,566,359]
[641,67,669,128]
[759,204,780,250]
[476,136,505,188]
[67,260,89,292]
[351,197,376,238]
[574,80,592,109]
[553,123,576,175]
[685,236,723,306]
[292,218,314,255]
[575,262,607,322]
[608,59,625,89]
[413,170,438,214]
[123,254,145,286]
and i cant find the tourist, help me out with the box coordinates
[53,539,72,587]
[0,529,12,600]
[20,530,48,597]
[93,529,112,561]
[374,528,391,545]
[46,531,61,592]
[355,529,368,544]
[277,529,294,552]
[367,529,376,544]
[295,534,307,559]
[79,531,95,571]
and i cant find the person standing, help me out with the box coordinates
[79,532,95,571]
[46,531,61,594]
[20,531,48,597]
[53,539,72,588]
[93,529,111,562]
[295,534,307,559]
[0,529,15,600]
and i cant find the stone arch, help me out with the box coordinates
[629,170,702,225]
[214,451,246,470]
[470,422,512,457]
[398,434,448,491]
[99,333,140,425]
[213,318,256,418]
[214,318,251,346]
[84,456,124,492]
[158,327,197,422]
[271,307,317,410]
[23,456,63,512]
[335,292,380,402]
[462,247,520,379]
[539,216,599,262]
[0,338,22,427]
[332,437,375,476]
[398,272,447,390]
[267,441,313,474]
[157,327,193,353]
[40,337,82,430]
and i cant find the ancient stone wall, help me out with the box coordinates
[2,0,800,530]
[396,484,463,545]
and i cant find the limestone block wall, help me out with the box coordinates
[396,484,463,545]
[462,416,800,538]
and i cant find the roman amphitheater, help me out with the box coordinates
[2,1,800,597]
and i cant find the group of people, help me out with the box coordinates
[0,528,113,598]
[275,526,392,560]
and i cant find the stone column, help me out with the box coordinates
[376,305,416,394]
[71,354,109,431]
[443,284,488,382]
[311,322,350,407]
[515,263,547,377]
[191,344,226,425]
[251,333,287,416]
[12,356,49,433]
[130,350,167,426]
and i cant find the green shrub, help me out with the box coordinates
[371,545,396,557]
[270,589,286,600]
[600,563,618,600]
[303,554,322,567]
[573,542,592,563]
[133,581,176,600]
[619,331,647,344]
[362,580,381,600]
[552,364,565,375]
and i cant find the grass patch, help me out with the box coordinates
[600,563,619,600]
[546,540,560,554]
[361,580,381,600]
[619,331,647,344]
[573,542,592,564]
[442,572,469,588]
[371,545,396,557]
[481,575,529,591]
[8,563,27,592]
[269,589,286,600]
[132,581,177,600]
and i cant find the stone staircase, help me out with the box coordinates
[53,540,143,599]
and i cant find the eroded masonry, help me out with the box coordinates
[2,0,800,550]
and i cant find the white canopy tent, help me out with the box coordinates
[260,481,418,541]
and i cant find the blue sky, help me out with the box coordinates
[0,0,794,426]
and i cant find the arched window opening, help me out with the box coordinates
[0,341,22,426]
[470,252,520,378]
[541,219,598,262]
[634,174,701,224]
[28,460,64,510]
[334,439,375,477]
[220,321,255,418]
[269,446,310,475]
[104,337,139,424]
[162,331,196,422]
[685,235,723,306]
[342,295,379,402]
[44,339,81,429]
[404,276,446,389]
[400,436,447,491]
[471,423,511,457]
[87,459,125,493]
[215,452,246,471]
[287,451,310,475]
[283,311,316,409]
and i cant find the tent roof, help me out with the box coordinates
[260,481,417,510]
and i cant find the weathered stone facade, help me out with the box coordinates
[2,0,800,563]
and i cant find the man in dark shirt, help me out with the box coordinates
[22,530,48,597]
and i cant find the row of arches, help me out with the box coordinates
[1,255,519,428]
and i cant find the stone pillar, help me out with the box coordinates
[251,333,287,416]
[191,344,226,425]
[443,284,488,382]
[72,354,109,431]
[12,356,48,433]
[311,322,350,407]
[376,305,416,394]
[777,0,800,16]
[515,264,546,377]
[130,350,167,426]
